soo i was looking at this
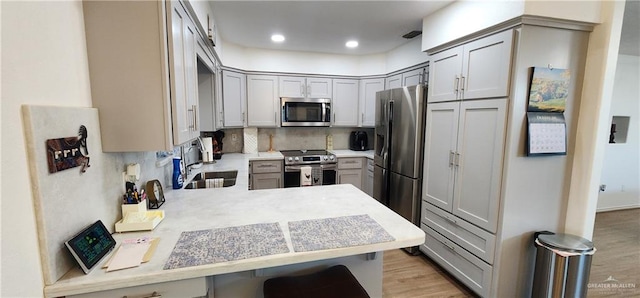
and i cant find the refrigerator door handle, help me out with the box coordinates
[381,167,390,206]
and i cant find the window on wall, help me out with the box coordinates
[609,116,630,144]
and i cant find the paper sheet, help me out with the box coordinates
[105,237,153,272]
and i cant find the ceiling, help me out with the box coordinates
[209,0,639,57]
[209,1,453,55]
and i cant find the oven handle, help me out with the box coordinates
[285,164,337,172]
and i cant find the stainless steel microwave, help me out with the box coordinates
[281,97,331,127]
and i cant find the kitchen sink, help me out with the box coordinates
[184,170,238,189]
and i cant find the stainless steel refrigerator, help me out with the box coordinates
[373,85,427,252]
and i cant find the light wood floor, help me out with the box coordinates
[382,249,474,298]
[588,208,640,297]
[381,208,639,298]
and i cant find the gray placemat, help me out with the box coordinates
[288,214,395,252]
[164,223,289,270]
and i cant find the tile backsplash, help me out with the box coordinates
[257,127,374,151]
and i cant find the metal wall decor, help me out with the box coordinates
[46,125,91,173]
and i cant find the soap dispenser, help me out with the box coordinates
[172,157,183,189]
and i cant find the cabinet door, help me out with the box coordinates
[197,60,216,132]
[252,173,283,190]
[385,74,402,89]
[359,78,384,127]
[215,65,224,129]
[222,70,246,127]
[453,98,506,233]
[247,75,279,127]
[428,46,463,103]
[402,68,425,86]
[279,76,306,97]
[461,30,513,100]
[422,101,459,212]
[184,20,199,140]
[307,78,332,98]
[168,2,193,145]
[332,79,359,127]
[338,169,363,190]
[365,168,374,196]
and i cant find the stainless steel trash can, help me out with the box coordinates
[532,232,595,298]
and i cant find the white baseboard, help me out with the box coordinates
[596,204,640,213]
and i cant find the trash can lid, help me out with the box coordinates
[537,233,594,252]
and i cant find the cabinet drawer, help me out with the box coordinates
[420,225,492,297]
[251,160,282,173]
[338,157,363,169]
[69,277,209,298]
[421,201,496,264]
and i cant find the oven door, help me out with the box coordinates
[284,164,336,187]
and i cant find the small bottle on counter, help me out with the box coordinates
[172,157,183,189]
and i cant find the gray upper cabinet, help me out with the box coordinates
[402,67,428,86]
[385,74,402,89]
[222,70,247,127]
[279,76,332,98]
[168,1,200,145]
[429,30,513,103]
[359,78,385,127]
[247,75,279,127]
[83,1,204,152]
[332,79,359,127]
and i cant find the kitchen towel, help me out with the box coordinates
[300,166,312,186]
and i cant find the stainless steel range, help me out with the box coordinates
[281,150,337,187]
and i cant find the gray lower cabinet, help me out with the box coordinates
[69,277,210,298]
[420,225,493,298]
[249,160,283,190]
[363,158,374,196]
[337,158,364,190]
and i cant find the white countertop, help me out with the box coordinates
[45,153,422,297]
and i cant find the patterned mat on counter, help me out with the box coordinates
[288,214,396,252]
[163,223,289,270]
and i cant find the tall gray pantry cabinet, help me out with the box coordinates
[83,1,209,151]
[420,20,592,297]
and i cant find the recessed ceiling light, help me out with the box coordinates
[346,40,359,48]
[271,34,285,42]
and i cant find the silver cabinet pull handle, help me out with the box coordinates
[449,151,455,167]
[123,291,161,298]
[454,152,460,167]
[444,215,457,224]
[454,76,459,93]
[193,105,198,131]
[362,112,365,123]
[460,76,466,91]
[301,85,304,96]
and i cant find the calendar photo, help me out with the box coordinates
[527,112,567,156]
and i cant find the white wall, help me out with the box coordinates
[597,54,640,211]
[421,0,524,52]
[421,0,601,52]
[1,1,92,296]
[220,38,426,76]
[385,38,429,73]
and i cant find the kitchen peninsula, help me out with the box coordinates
[45,153,424,298]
